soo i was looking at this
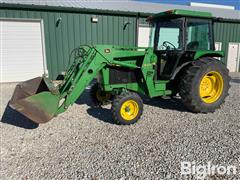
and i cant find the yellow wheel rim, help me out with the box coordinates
[199,71,224,104]
[120,100,139,121]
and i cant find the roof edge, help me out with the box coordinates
[0,2,239,23]
[0,3,152,17]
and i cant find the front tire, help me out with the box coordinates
[111,91,143,125]
[179,58,230,113]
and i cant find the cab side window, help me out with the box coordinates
[187,19,213,50]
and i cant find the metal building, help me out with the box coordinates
[0,0,239,82]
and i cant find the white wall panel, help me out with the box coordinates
[0,20,44,82]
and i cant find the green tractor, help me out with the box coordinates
[9,9,230,125]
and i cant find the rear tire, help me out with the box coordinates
[111,91,143,125]
[179,58,230,113]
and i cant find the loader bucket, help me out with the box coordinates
[9,77,60,124]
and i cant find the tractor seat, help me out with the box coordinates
[187,41,199,50]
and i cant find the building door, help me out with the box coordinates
[227,43,240,72]
[0,20,45,82]
[138,25,151,47]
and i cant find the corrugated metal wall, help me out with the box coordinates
[0,8,136,79]
[1,8,240,78]
[214,22,240,71]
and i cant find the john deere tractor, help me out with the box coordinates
[9,9,230,125]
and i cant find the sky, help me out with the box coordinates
[137,0,240,10]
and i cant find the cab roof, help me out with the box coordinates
[150,9,213,20]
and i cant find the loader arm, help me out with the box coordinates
[56,46,108,114]
[9,45,139,123]
[56,45,139,115]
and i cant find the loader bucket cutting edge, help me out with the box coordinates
[9,77,60,124]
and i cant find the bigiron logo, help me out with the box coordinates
[181,161,238,179]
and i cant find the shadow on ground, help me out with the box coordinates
[1,105,39,129]
[76,89,115,124]
[143,96,187,112]
[1,88,187,128]
[85,95,188,124]
[87,107,115,124]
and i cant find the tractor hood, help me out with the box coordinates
[93,45,147,58]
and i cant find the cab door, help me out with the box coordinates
[153,18,184,79]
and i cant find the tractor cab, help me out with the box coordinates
[147,9,215,79]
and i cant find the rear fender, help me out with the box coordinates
[172,51,225,80]
[194,51,224,60]
[171,61,193,80]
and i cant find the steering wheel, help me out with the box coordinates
[163,41,176,50]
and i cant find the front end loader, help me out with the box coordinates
[9,9,230,125]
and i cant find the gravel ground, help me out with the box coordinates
[0,75,240,179]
